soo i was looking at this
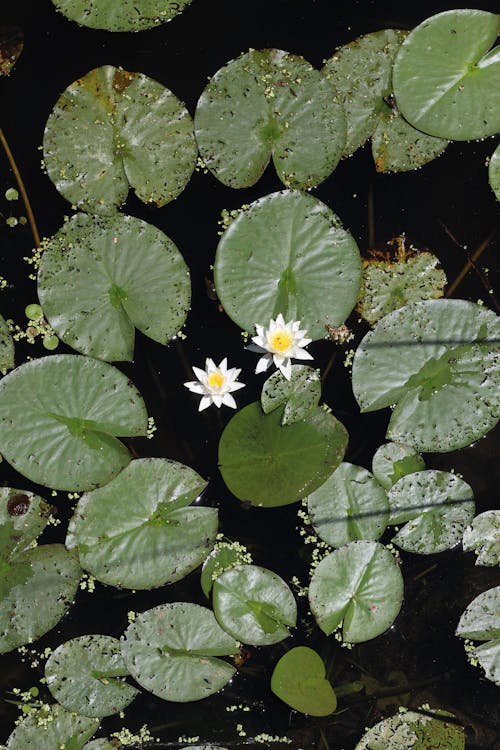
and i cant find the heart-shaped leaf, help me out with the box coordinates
[371,442,425,490]
[261,364,321,425]
[462,511,500,566]
[456,586,500,686]
[50,0,192,31]
[5,704,99,750]
[271,646,337,716]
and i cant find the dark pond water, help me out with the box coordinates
[0,0,499,748]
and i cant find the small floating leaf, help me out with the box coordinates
[462,511,500,566]
[0,26,23,77]
[489,144,500,201]
[121,602,238,702]
[271,646,337,716]
[456,586,500,686]
[43,65,196,214]
[45,635,138,718]
[355,708,465,750]
[212,564,297,646]
[38,213,191,361]
[66,458,216,590]
[51,0,192,31]
[5,704,99,750]
[201,543,249,598]
[261,364,321,425]
[214,190,361,341]
[371,442,425,490]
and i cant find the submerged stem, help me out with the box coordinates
[0,127,41,248]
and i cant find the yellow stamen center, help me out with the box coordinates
[269,330,293,353]
[208,371,224,388]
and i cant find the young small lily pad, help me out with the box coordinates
[261,364,321,425]
[271,646,337,716]
[387,471,475,555]
[462,511,500,566]
[212,564,297,646]
[355,708,465,750]
[5,704,99,750]
[43,65,196,214]
[489,144,500,201]
[50,0,192,31]
[308,540,404,643]
[214,190,361,341]
[0,354,148,491]
[393,9,500,140]
[38,213,191,361]
[307,462,389,547]
[121,602,238,702]
[45,634,139,718]
[218,402,348,507]
[456,586,500,686]
[0,312,14,373]
[66,458,216,590]
[195,48,345,190]
[371,442,425,490]
[201,542,250,598]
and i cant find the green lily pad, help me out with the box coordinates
[462,511,500,566]
[307,462,389,547]
[45,635,138,718]
[121,602,238,702]
[0,354,148,491]
[355,709,465,750]
[0,488,50,558]
[393,9,500,140]
[271,646,337,716]
[308,540,404,643]
[218,402,348,507]
[5,704,99,750]
[0,545,81,654]
[50,0,191,31]
[371,442,425,490]
[212,564,297,646]
[351,300,500,452]
[66,457,216,590]
[0,312,14,373]
[43,65,196,214]
[261,364,321,425]
[489,144,500,201]
[195,48,345,189]
[214,190,361,341]
[387,470,475,555]
[38,213,190,362]
[200,542,251,598]
[456,586,500,686]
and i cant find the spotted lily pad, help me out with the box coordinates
[456,586,500,686]
[121,602,238,702]
[489,144,500,201]
[387,471,475,555]
[0,312,14,373]
[66,458,216,590]
[0,354,148,491]
[371,442,425,490]
[214,190,361,341]
[307,462,389,547]
[271,646,337,716]
[355,709,465,750]
[462,511,500,566]
[51,0,191,31]
[43,65,196,214]
[393,9,500,140]
[352,300,500,452]
[261,364,321,425]
[38,213,191,361]
[308,540,404,643]
[195,48,345,189]
[218,402,348,507]
[212,564,297,646]
[45,635,139,718]
[5,704,99,750]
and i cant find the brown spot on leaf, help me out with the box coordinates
[7,493,30,516]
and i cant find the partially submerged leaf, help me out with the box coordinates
[271,646,337,716]
[261,364,321,424]
[0,26,23,76]
[355,708,465,750]
[456,586,500,686]
[5,704,99,750]
[489,144,500,201]
[462,511,500,566]
[51,0,192,32]
[0,312,14,373]
[371,442,425,490]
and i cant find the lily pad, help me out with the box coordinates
[387,470,475,555]
[66,458,216,590]
[308,540,404,643]
[121,602,238,702]
[43,65,196,214]
[0,488,50,558]
[261,364,321,425]
[45,635,138,718]
[195,48,345,189]
[218,401,348,507]
[212,564,297,646]
[51,0,191,31]
[271,646,337,716]
[83,741,115,750]
[393,9,500,140]
[489,144,500,201]
[307,462,389,547]
[0,312,14,373]
[456,586,500,686]
[214,190,361,341]
[0,354,148,491]
[462,511,500,566]
[38,213,190,361]
[371,442,425,490]
[201,543,250,598]
[351,299,500,452]
[5,704,99,750]
[355,709,465,750]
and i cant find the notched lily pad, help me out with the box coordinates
[195,48,345,189]
[0,354,148,491]
[121,602,238,702]
[66,457,216,590]
[371,442,425,490]
[51,0,192,31]
[261,364,321,424]
[0,312,14,374]
[43,65,197,214]
[489,144,500,201]
[456,586,500,686]
[38,213,191,361]
[0,26,23,76]
[271,646,337,716]
[462,510,500,566]
[5,704,99,750]
[355,708,465,750]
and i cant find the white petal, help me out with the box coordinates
[279,358,292,380]
[222,393,237,409]
[272,353,286,367]
[255,355,272,374]
[192,366,207,382]
[275,313,286,327]
[212,394,224,407]
[251,335,266,349]
[219,358,228,374]
[227,381,246,392]
[206,358,217,372]
[293,347,314,361]
[184,381,205,394]
[198,396,212,411]
[296,337,312,348]
[225,366,241,382]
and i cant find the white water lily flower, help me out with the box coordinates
[251,314,313,380]
[184,357,245,411]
